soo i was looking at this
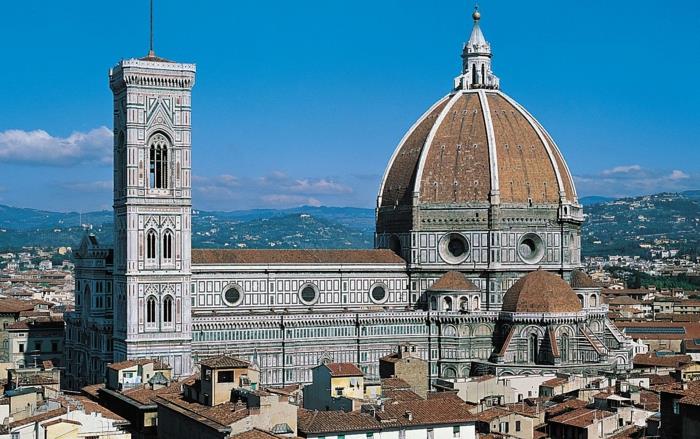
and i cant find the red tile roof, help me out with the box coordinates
[299,397,475,434]
[428,271,479,292]
[632,353,692,368]
[199,355,251,369]
[549,408,616,428]
[325,363,363,377]
[192,249,405,265]
[502,270,582,313]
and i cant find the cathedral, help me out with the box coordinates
[64,9,634,390]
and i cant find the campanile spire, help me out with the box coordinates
[454,5,500,90]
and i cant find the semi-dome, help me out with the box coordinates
[502,270,582,313]
[428,271,480,292]
[378,11,577,210]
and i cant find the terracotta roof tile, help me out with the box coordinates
[571,270,598,288]
[192,249,405,265]
[155,393,249,428]
[199,355,251,369]
[325,363,363,377]
[381,377,412,390]
[0,298,37,313]
[632,353,691,368]
[549,408,616,428]
[107,358,169,371]
[428,271,480,292]
[380,96,451,207]
[299,396,475,434]
[502,270,582,313]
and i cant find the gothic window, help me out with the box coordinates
[162,230,173,262]
[163,296,173,323]
[146,296,157,324]
[149,133,169,189]
[430,296,437,311]
[146,230,157,261]
[472,63,477,84]
[481,64,485,84]
[561,333,569,362]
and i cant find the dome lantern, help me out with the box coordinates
[455,5,500,91]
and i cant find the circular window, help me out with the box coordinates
[299,284,319,305]
[370,284,388,304]
[518,233,545,264]
[439,233,470,264]
[222,285,243,306]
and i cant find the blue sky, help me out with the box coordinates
[0,1,698,212]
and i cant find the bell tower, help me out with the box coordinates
[109,52,195,376]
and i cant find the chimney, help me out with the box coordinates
[682,383,689,391]
[405,411,413,421]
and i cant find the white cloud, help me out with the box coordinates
[669,170,689,181]
[194,172,354,209]
[575,166,700,198]
[0,126,112,166]
[61,180,113,193]
[600,164,642,176]
[261,194,322,206]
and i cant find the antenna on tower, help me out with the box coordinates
[148,0,155,57]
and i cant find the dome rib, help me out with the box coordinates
[478,90,500,202]
[378,95,451,207]
[498,92,572,203]
[413,92,464,203]
[415,92,492,204]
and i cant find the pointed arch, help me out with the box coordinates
[146,296,157,324]
[162,229,174,262]
[163,295,173,323]
[148,132,170,189]
[146,229,157,261]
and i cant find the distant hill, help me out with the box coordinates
[581,192,700,258]
[0,205,375,251]
[579,196,616,206]
[4,191,700,258]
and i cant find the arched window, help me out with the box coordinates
[473,295,480,310]
[481,64,485,84]
[578,294,585,308]
[561,333,569,362]
[529,333,538,363]
[146,296,156,324]
[163,296,173,323]
[149,133,169,189]
[590,294,598,308]
[443,297,453,312]
[162,230,173,262]
[459,296,468,311]
[472,63,477,85]
[146,230,157,261]
[430,296,437,311]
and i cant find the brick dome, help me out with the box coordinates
[502,270,582,313]
[378,89,577,208]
